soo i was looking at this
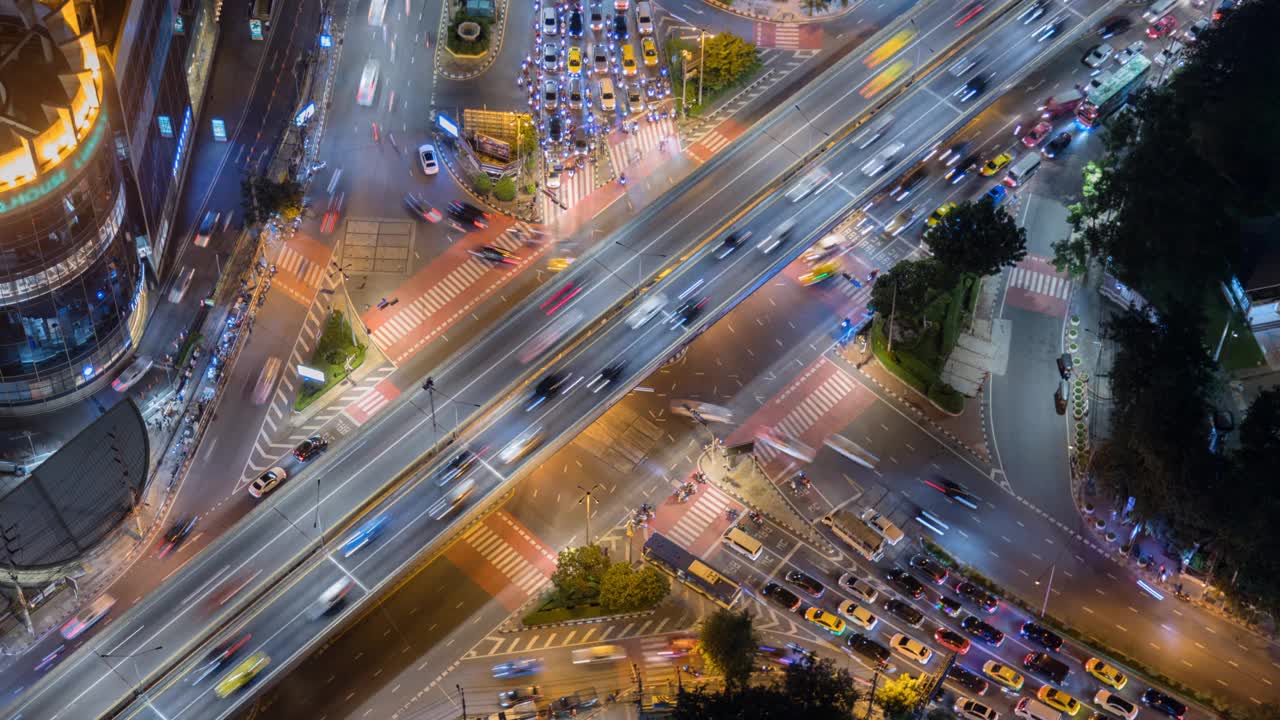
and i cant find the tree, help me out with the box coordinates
[599,562,670,612]
[875,672,929,720]
[494,176,517,202]
[240,175,304,225]
[800,0,831,15]
[924,199,1027,279]
[697,608,758,691]
[868,258,945,336]
[473,173,492,195]
[700,33,758,93]
[782,655,860,720]
[549,544,610,604]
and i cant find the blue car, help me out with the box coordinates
[492,658,543,678]
[983,184,1007,207]
[340,515,389,557]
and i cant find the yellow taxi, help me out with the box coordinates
[567,46,583,74]
[799,260,841,286]
[980,152,1013,176]
[621,45,638,76]
[927,202,957,228]
[1037,686,1082,715]
[1084,657,1128,690]
[982,660,1024,691]
[548,257,575,272]
[215,652,270,699]
[642,37,659,67]
[804,607,846,635]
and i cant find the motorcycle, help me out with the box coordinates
[726,508,739,522]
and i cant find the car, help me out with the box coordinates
[1022,121,1052,147]
[955,698,1000,720]
[572,644,625,664]
[847,632,890,666]
[356,59,379,106]
[786,166,833,201]
[909,554,950,584]
[883,598,924,627]
[308,577,354,619]
[762,582,802,611]
[935,628,971,654]
[541,5,559,34]
[954,582,999,613]
[404,193,442,223]
[567,76,585,108]
[891,633,933,665]
[541,79,560,109]
[60,594,116,640]
[838,573,879,604]
[1043,132,1072,158]
[860,508,904,544]
[927,202,957,228]
[626,292,668,329]
[1023,651,1070,684]
[192,210,221,247]
[417,144,439,175]
[340,514,389,557]
[529,372,567,410]
[1146,14,1177,38]
[620,44,638,76]
[626,84,643,108]
[947,154,982,183]
[936,595,963,617]
[1153,41,1183,67]
[612,14,628,40]
[889,168,929,201]
[861,141,906,177]
[589,2,604,30]
[983,660,1025,691]
[1212,0,1234,20]
[983,184,1007,207]
[1115,40,1146,65]
[112,355,154,391]
[448,201,491,228]
[961,616,1005,646]
[552,694,600,714]
[981,153,1012,176]
[947,665,990,695]
[568,8,584,36]
[799,260,840,286]
[567,46,583,74]
[1020,0,1049,23]
[499,426,545,463]
[1085,657,1128,689]
[191,633,253,684]
[542,42,560,71]
[938,141,968,166]
[887,569,924,598]
[472,244,519,265]
[1185,16,1210,41]
[1084,43,1114,67]
[499,687,542,708]
[492,658,542,678]
[958,74,986,102]
[1033,19,1064,42]
[248,466,287,498]
[214,651,269,698]
[1095,690,1139,720]
[642,37,658,66]
[156,515,199,558]
[592,43,609,74]
[837,601,878,630]
[1098,16,1131,38]
[805,607,846,634]
[885,205,920,237]
[293,435,329,461]
[1141,688,1186,718]
[671,296,709,328]
[786,570,824,597]
[716,230,751,259]
[955,1,985,25]
[1037,686,1082,715]
[434,450,477,486]
[1020,622,1064,652]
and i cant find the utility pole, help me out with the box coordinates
[887,276,898,354]
[863,666,881,720]
[421,376,440,436]
[456,683,467,719]
[576,484,604,546]
[2,525,33,637]
[1037,563,1056,617]
[633,661,644,714]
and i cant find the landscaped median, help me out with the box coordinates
[522,544,670,627]
[293,310,366,411]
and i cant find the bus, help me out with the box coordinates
[1076,54,1151,130]
[368,0,388,26]
[820,510,885,561]
[643,533,742,609]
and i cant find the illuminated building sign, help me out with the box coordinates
[171,106,193,179]
[293,102,316,127]
[158,115,174,138]
[0,118,106,217]
[437,113,459,138]
[250,19,264,40]
[211,118,228,142]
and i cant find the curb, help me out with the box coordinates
[435,0,509,81]
[696,0,857,26]
[505,607,657,633]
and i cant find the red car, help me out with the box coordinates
[1146,14,1178,38]
[1022,121,1052,147]
[935,628,972,654]
[956,1,985,25]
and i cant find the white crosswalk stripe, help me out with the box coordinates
[370,232,528,347]
[774,25,800,50]
[1009,267,1070,299]
[542,165,595,222]
[275,245,325,287]
[757,372,859,461]
[464,523,551,595]
[666,487,731,547]
[607,118,677,173]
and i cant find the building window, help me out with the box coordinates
[157,115,174,138]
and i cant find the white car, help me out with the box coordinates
[954,698,1000,720]
[542,42,560,71]
[418,144,438,175]
[499,426,544,464]
[837,600,878,630]
[1094,690,1139,720]
[837,572,879,604]
[1115,40,1146,65]
[112,355,154,392]
[546,165,562,189]
[248,466,287,498]
[636,1,654,34]
[860,508,904,545]
[543,79,559,110]
[357,59,380,106]
[541,5,559,35]
[785,167,832,202]
[1154,40,1184,67]
[626,292,667,329]
[890,633,933,665]
[1083,43,1114,68]
[861,142,905,177]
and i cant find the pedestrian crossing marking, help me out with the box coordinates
[542,166,595,222]
[606,118,678,174]
[276,245,325,288]
[667,488,730,547]
[757,371,859,461]
[1009,267,1070,299]
[463,523,550,595]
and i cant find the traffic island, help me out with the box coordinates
[695,446,831,553]
[293,309,367,412]
[437,0,508,81]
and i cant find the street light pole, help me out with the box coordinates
[577,483,604,546]
[698,31,708,107]
[1036,563,1056,617]
[96,645,164,701]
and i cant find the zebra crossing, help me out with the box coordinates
[541,165,596,223]
[606,118,678,174]
[275,244,326,288]
[369,231,529,349]
[1008,266,1071,299]
[466,614,690,660]
[664,486,733,549]
[756,370,860,462]
[462,519,554,597]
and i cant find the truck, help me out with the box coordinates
[1037,89,1083,120]
[821,510,885,561]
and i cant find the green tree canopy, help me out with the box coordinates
[697,608,758,691]
[241,175,305,225]
[875,672,928,720]
[868,258,944,336]
[550,544,610,603]
[782,655,860,720]
[924,199,1027,279]
[701,33,758,93]
[599,562,670,612]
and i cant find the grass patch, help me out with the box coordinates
[523,591,610,626]
[445,13,492,56]
[176,333,203,368]
[870,304,966,415]
[1202,290,1266,372]
[294,310,366,412]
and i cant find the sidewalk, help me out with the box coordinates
[694,446,832,553]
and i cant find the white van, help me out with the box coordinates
[636,1,654,34]
[1004,152,1042,187]
[168,267,195,303]
[722,527,763,560]
[1014,697,1062,720]
[626,292,667,328]
[861,142,905,177]
[1142,0,1177,21]
[599,77,616,111]
[308,578,354,620]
